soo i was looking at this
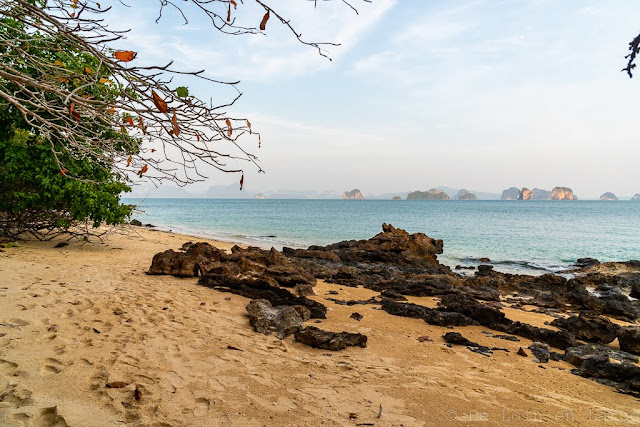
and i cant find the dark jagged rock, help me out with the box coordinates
[294,326,367,351]
[476,265,494,276]
[148,242,227,277]
[246,299,303,339]
[130,219,142,226]
[565,345,640,397]
[438,294,509,329]
[504,322,578,350]
[617,327,640,355]
[492,334,520,342]
[550,313,619,344]
[517,347,528,357]
[576,258,600,268]
[199,272,327,319]
[443,332,479,347]
[380,299,477,326]
[529,342,550,363]
[379,290,408,301]
[350,312,363,321]
[326,297,377,306]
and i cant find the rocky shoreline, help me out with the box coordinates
[148,224,640,397]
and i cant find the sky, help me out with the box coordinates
[106,0,640,198]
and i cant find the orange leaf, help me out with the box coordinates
[114,51,137,62]
[84,67,92,74]
[108,107,116,114]
[54,60,64,66]
[260,11,270,31]
[151,90,168,113]
[69,103,81,121]
[230,0,237,8]
[247,120,252,134]
[97,2,101,8]
[151,149,156,153]
[138,164,148,177]
[226,118,232,137]
[196,132,200,142]
[125,117,134,127]
[70,12,75,18]
[99,78,108,84]
[126,154,132,167]
[138,117,147,134]
[227,4,231,22]
[59,169,69,176]
[171,109,180,136]
[240,172,244,190]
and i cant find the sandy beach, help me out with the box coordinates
[1,227,639,426]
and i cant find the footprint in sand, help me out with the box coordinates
[193,397,211,417]
[43,358,64,374]
[32,406,68,427]
[0,358,19,376]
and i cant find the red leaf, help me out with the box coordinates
[260,11,270,31]
[125,117,134,127]
[138,164,148,177]
[151,149,156,153]
[227,4,231,22]
[114,51,137,62]
[247,120,252,134]
[69,103,81,121]
[225,118,232,137]
[59,169,69,176]
[171,109,180,136]
[230,0,237,8]
[126,154,132,167]
[239,172,244,190]
[151,90,168,113]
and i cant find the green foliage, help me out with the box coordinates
[0,8,135,238]
[0,128,133,231]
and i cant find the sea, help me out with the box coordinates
[123,199,640,276]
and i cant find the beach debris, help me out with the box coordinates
[378,404,383,418]
[417,336,433,342]
[134,385,142,401]
[226,345,243,351]
[350,312,363,321]
[105,381,128,389]
[327,290,339,295]
[491,334,520,342]
[54,242,69,248]
[246,299,304,339]
[92,328,101,334]
[349,413,358,420]
[113,308,124,315]
[294,326,367,351]
[517,347,528,357]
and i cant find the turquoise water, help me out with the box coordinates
[123,199,640,274]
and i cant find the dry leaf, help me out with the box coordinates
[140,164,148,174]
[134,385,142,401]
[151,148,156,153]
[230,0,237,8]
[114,51,137,62]
[171,109,180,136]
[225,118,232,137]
[126,154,132,167]
[59,169,69,175]
[196,132,200,142]
[69,103,81,121]
[125,117,134,127]
[227,4,231,22]
[105,381,128,389]
[239,172,244,191]
[151,90,168,113]
[84,67,92,74]
[247,120,252,134]
[54,60,63,67]
[260,10,270,31]
[99,78,108,84]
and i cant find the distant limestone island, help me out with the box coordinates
[407,189,450,200]
[633,194,640,201]
[253,193,267,199]
[600,192,618,201]
[342,189,365,200]
[501,186,578,200]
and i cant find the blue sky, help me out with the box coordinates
[108,1,640,198]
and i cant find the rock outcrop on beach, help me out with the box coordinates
[552,187,576,200]
[519,188,532,200]
[342,189,364,199]
[454,189,478,200]
[600,192,618,200]
[407,189,450,200]
[500,187,521,200]
[147,225,640,396]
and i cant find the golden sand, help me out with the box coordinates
[0,228,638,426]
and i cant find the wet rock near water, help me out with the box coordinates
[294,326,367,351]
